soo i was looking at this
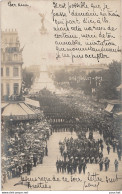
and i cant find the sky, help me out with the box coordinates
[1,0,121,67]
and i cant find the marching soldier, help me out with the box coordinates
[63,161,67,173]
[78,160,83,174]
[45,145,48,156]
[117,149,121,161]
[112,142,116,153]
[56,160,59,173]
[107,145,110,155]
[59,160,62,172]
[104,159,108,171]
[114,159,119,172]
[99,159,103,171]
[33,155,37,167]
[106,158,110,169]
[67,162,70,174]
[83,161,87,174]
[100,144,104,152]
[73,160,77,173]
[61,160,64,173]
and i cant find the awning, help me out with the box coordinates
[25,98,40,108]
[116,84,122,91]
[2,102,38,120]
[114,112,122,119]
[115,112,122,116]
[2,103,28,116]
[1,102,9,109]
[19,102,35,115]
[105,104,114,112]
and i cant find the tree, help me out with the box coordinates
[22,68,35,89]
[96,61,121,100]
[53,61,121,100]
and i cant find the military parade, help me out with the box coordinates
[1,27,122,191]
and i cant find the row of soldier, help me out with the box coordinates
[56,158,87,174]
[59,136,104,163]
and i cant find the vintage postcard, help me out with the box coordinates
[0,0,122,191]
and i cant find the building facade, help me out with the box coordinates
[1,29,23,100]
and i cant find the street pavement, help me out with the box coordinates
[3,131,122,191]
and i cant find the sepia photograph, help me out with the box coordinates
[0,0,122,191]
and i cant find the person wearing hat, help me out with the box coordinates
[61,160,64,173]
[107,145,110,155]
[45,145,48,156]
[33,155,37,167]
[100,144,104,152]
[12,166,16,178]
[58,159,62,173]
[106,158,110,169]
[78,160,83,174]
[27,162,31,175]
[99,159,103,171]
[85,156,89,164]
[69,162,73,175]
[99,151,103,159]
[90,157,94,164]
[63,151,67,162]
[56,160,59,173]
[95,156,99,164]
[114,159,119,172]
[63,160,67,173]
[117,148,121,161]
[18,165,22,177]
[104,158,108,171]
[3,171,7,183]
[73,160,77,173]
[60,145,64,156]
[67,161,70,174]
[112,141,116,153]
[83,161,87,174]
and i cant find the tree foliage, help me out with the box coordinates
[22,68,35,89]
[53,61,121,100]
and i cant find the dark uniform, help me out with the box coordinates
[99,159,103,171]
[63,161,67,172]
[45,146,48,156]
[56,160,59,173]
[104,160,108,171]
[107,145,110,155]
[73,161,77,173]
[83,162,87,174]
[78,162,83,174]
[27,163,31,175]
[33,156,37,167]
[114,159,119,172]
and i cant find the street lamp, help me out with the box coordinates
[9,113,13,137]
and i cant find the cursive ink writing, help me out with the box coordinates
[51,1,121,63]
[8,1,30,7]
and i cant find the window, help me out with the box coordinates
[14,54,17,60]
[6,67,9,76]
[6,83,10,96]
[7,54,12,61]
[13,67,19,77]
[10,38,13,43]
[1,83,3,97]
[1,68,3,76]
[14,83,19,95]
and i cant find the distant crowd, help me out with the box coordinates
[1,118,51,186]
